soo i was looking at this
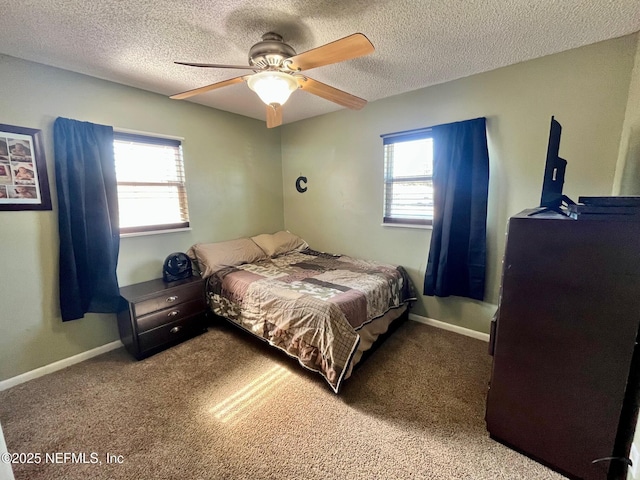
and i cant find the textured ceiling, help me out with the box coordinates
[0,0,639,125]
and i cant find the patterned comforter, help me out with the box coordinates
[206,248,415,392]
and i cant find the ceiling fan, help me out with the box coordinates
[170,32,375,128]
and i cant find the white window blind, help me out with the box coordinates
[113,132,190,234]
[382,129,434,225]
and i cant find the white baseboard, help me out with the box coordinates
[0,340,123,392]
[409,313,490,342]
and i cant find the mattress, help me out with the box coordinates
[205,248,415,392]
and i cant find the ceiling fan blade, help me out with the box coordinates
[297,76,367,110]
[266,104,283,128]
[287,33,374,72]
[170,76,247,100]
[175,61,258,71]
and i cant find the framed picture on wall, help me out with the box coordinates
[0,123,52,211]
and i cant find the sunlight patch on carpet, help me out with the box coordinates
[209,364,291,423]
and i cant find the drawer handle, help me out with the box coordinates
[166,296,178,303]
[170,326,182,334]
[168,310,180,318]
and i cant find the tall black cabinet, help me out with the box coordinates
[486,210,640,480]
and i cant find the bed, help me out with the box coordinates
[188,231,415,392]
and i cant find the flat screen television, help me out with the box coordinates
[530,116,575,216]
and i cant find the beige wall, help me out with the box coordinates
[0,55,284,382]
[280,34,637,333]
[614,34,640,196]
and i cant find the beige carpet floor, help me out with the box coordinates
[0,320,563,480]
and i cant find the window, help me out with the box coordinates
[113,132,189,235]
[382,128,434,226]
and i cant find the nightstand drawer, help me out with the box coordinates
[133,281,203,317]
[136,298,206,333]
[137,316,204,354]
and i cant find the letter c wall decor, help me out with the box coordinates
[295,176,308,193]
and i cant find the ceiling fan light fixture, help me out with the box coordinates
[247,71,298,106]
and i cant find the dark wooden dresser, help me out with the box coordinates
[486,210,640,480]
[117,275,208,359]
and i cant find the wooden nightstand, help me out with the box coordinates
[117,275,208,359]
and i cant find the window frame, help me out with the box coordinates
[113,130,190,236]
[381,127,434,228]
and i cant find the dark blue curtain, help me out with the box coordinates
[54,117,121,321]
[424,117,489,301]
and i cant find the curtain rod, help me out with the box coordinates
[380,127,432,139]
[114,126,184,142]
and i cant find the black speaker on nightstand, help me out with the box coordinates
[162,252,192,282]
